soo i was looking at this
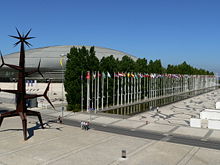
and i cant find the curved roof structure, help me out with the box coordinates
[3,45,137,71]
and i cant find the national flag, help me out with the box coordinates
[92,73,96,79]
[86,71,90,80]
[134,73,138,79]
[118,72,123,77]
[107,72,111,78]
[150,73,156,78]
[114,73,119,78]
[102,72,106,78]
[144,73,150,78]
[138,73,143,78]
[60,58,63,66]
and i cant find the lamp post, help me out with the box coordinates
[60,54,66,121]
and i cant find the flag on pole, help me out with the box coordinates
[86,71,90,79]
[107,72,111,78]
[92,72,96,79]
[102,72,106,78]
[81,71,83,112]
[60,58,63,66]
[118,72,123,77]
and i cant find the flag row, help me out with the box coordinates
[84,72,215,80]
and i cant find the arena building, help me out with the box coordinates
[0,45,137,81]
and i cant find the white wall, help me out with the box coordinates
[216,102,220,109]
[208,120,220,130]
[190,118,201,128]
[200,109,220,120]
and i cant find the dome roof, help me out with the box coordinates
[3,45,137,71]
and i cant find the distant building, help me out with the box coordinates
[0,45,137,81]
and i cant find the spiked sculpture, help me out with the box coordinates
[0,29,54,140]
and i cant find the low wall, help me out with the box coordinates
[216,102,220,109]
[208,120,220,130]
[190,118,201,128]
[200,109,220,120]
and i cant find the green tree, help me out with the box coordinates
[99,55,119,73]
[64,46,100,111]
[148,59,164,73]
[135,58,148,73]
[118,55,136,72]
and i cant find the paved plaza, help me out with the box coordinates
[1,87,220,164]
[1,116,220,165]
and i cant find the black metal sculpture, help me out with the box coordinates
[0,29,54,140]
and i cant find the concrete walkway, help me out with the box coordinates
[1,115,220,165]
[1,89,220,164]
[30,88,220,142]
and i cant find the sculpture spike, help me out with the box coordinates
[16,27,22,38]
[9,35,20,40]
[0,51,5,68]
[43,81,55,109]
[13,41,21,47]
[38,59,44,79]
[24,41,32,48]
[25,59,44,78]
[24,29,32,38]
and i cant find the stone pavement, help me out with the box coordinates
[1,88,220,164]
[28,89,220,141]
[1,116,220,165]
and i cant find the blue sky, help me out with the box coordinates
[0,0,219,74]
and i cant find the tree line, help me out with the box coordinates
[64,46,214,111]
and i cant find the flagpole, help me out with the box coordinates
[86,71,90,112]
[146,76,148,99]
[137,73,140,101]
[107,72,109,108]
[101,72,104,110]
[131,73,134,103]
[124,73,126,104]
[97,71,100,111]
[94,71,97,113]
[91,71,94,110]
[113,72,115,106]
[137,73,138,101]
[144,74,146,100]
[134,73,136,102]
[139,74,142,101]
[136,73,138,102]
[117,72,119,106]
[128,73,130,104]
[81,71,83,112]
[121,74,123,105]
